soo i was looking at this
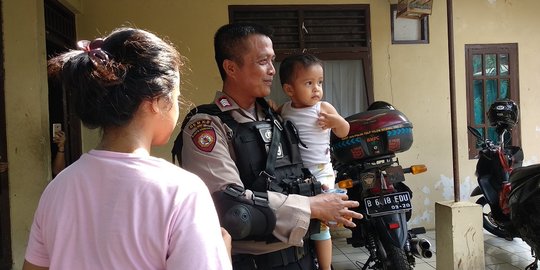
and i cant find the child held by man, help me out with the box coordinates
[276,53,350,270]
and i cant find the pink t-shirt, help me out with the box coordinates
[25,150,231,270]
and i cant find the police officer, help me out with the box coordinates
[178,23,362,270]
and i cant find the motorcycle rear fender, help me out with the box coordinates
[372,212,408,248]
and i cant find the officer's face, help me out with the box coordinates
[234,34,276,100]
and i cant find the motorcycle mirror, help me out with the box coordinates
[467,126,484,141]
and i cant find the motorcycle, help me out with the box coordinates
[330,102,432,270]
[508,163,540,270]
[468,99,523,240]
[468,99,540,269]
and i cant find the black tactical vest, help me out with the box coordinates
[172,98,321,196]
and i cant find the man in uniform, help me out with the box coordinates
[177,23,362,270]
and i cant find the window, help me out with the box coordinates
[465,43,520,158]
[390,4,429,44]
[229,5,373,117]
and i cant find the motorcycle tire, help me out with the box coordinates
[476,196,511,239]
[380,239,412,270]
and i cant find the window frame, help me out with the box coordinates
[228,4,374,106]
[390,4,429,44]
[465,43,521,159]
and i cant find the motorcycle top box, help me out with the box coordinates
[331,108,413,164]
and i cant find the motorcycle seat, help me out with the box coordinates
[509,163,540,204]
[510,163,540,185]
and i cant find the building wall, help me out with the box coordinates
[4,0,540,268]
[372,1,454,227]
[3,0,50,268]
[452,0,540,169]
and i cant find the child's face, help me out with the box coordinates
[286,64,324,108]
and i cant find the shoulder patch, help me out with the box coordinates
[192,127,216,152]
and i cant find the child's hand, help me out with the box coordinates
[318,112,342,130]
[318,110,350,138]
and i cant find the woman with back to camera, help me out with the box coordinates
[23,27,231,270]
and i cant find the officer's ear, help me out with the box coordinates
[223,59,237,79]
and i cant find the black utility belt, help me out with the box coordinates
[232,243,310,268]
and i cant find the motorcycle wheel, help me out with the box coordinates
[476,196,510,238]
[380,239,412,270]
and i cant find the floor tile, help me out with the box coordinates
[413,262,436,270]
[330,229,539,269]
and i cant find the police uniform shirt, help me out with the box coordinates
[181,92,312,255]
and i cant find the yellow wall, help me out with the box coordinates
[4,0,540,268]
[3,0,50,268]
[453,0,540,169]
[375,1,454,227]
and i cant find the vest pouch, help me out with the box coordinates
[232,121,269,191]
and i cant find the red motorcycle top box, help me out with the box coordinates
[331,108,413,164]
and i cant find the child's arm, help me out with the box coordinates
[319,101,350,138]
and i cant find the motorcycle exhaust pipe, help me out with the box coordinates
[412,238,431,250]
[410,246,432,259]
[410,238,433,259]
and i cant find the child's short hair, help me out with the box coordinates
[279,53,323,86]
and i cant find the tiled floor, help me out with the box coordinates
[330,228,538,270]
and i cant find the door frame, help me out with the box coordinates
[0,1,13,268]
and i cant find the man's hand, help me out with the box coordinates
[309,192,363,228]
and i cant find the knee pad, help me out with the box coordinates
[213,184,276,240]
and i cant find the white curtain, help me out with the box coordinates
[269,60,368,118]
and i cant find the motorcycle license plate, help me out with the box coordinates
[364,191,412,217]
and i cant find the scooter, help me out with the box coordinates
[331,102,432,270]
[468,99,523,239]
[469,99,539,269]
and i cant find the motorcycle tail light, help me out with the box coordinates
[337,179,354,189]
[389,223,400,230]
[410,165,427,174]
